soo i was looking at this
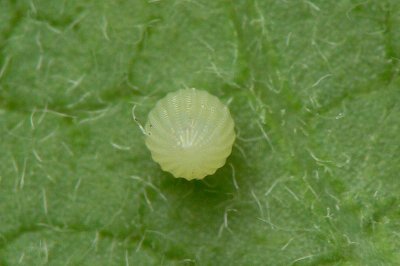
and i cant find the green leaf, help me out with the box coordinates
[1,0,399,265]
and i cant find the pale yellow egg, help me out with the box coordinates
[145,88,235,180]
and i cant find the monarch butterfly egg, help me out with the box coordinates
[145,88,235,180]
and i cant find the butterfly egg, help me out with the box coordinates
[145,88,236,180]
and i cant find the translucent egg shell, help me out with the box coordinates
[145,88,235,180]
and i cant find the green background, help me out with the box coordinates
[1,0,399,265]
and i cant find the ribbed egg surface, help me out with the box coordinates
[145,88,235,180]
